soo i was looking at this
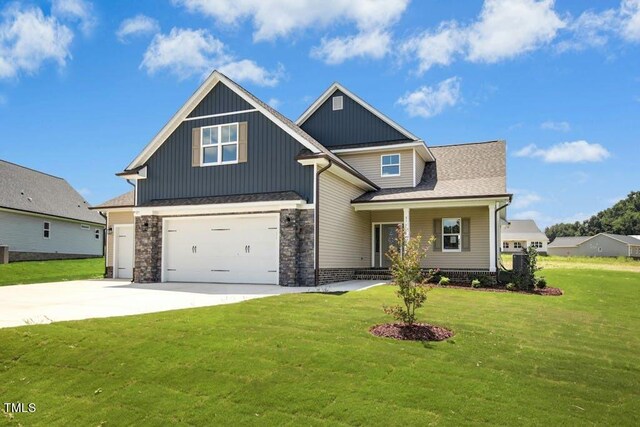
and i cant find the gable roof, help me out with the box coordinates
[549,233,640,248]
[295,82,419,142]
[352,140,509,203]
[123,71,374,189]
[604,234,640,245]
[91,191,134,210]
[0,159,105,224]
[502,220,546,235]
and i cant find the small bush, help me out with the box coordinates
[427,268,441,284]
[471,279,481,288]
[536,277,547,289]
[506,283,517,291]
[438,276,450,286]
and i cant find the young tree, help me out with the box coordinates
[383,225,436,325]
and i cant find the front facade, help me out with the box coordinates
[548,234,640,258]
[501,219,548,254]
[95,72,510,286]
[0,160,105,262]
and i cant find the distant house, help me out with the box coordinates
[0,160,106,262]
[501,219,548,254]
[548,233,640,258]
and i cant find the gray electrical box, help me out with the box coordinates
[0,245,8,264]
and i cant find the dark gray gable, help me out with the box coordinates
[187,82,253,118]
[300,89,409,148]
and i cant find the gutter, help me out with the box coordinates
[314,160,332,286]
[495,201,510,271]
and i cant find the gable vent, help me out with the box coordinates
[332,95,343,111]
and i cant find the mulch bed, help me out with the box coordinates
[433,283,563,296]
[369,323,454,341]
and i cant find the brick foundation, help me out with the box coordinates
[318,268,357,285]
[8,252,102,262]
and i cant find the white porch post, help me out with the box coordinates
[489,203,496,272]
[403,207,410,244]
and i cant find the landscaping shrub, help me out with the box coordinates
[515,246,543,291]
[506,283,517,291]
[426,268,441,284]
[471,279,481,288]
[536,277,547,289]
[438,276,450,286]
[383,225,436,325]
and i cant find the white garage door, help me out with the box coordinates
[163,215,279,284]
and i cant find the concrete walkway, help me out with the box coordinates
[0,279,385,329]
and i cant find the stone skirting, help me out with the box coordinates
[105,266,113,279]
[133,215,162,283]
[8,252,102,262]
[279,209,315,286]
[318,268,357,286]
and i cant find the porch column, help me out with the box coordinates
[403,207,410,244]
[489,203,496,272]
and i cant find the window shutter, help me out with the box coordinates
[433,218,442,251]
[462,218,471,252]
[238,122,248,163]
[192,127,201,167]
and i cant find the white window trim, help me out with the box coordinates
[43,221,50,239]
[201,122,239,167]
[442,217,461,252]
[380,153,401,177]
[514,242,522,249]
[94,229,101,240]
[503,241,509,249]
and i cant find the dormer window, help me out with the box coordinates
[332,96,343,111]
[381,154,400,177]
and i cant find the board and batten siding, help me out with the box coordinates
[0,210,103,256]
[318,171,371,268]
[371,207,490,269]
[300,89,408,147]
[138,81,314,205]
[339,149,414,189]
[106,211,134,267]
[414,150,426,185]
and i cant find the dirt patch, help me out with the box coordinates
[533,287,563,296]
[369,323,454,341]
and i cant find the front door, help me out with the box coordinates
[115,225,134,279]
[373,223,400,267]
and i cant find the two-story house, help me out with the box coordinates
[92,71,511,286]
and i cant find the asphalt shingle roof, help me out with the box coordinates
[549,234,640,247]
[502,219,545,235]
[352,140,508,203]
[91,191,135,209]
[0,160,105,224]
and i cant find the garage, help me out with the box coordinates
[162,214,280,284]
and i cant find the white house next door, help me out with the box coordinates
[163,215,279,284]
[114,224,134,279]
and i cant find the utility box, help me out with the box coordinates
[512,253,528,273]
[0,245,8,264]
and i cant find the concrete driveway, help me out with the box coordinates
[0,279,384,329]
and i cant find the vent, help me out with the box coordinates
[332,95,343,111]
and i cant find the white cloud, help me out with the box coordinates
[52,0,96,36]
[509,188,543,209]
[621,0,640,41]
[540,120,570,132]
[311,29,391,64]
[140,28,282,86]
[0,4,73,79]
[173,0,408,41]
[556,9,617,52]
[116,15,159,42]
[267,98,281,109]
[515,140,611,163]
[510,210,590,228]
[396,77,461,119]
[400,21,466,73]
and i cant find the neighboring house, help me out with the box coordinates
[501,219,548,254]
[548,233,640,258]
[0,160,105,262]
[93,71,511,285]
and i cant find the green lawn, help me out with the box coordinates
[0,258,104,286]
[501,253,640,273]
[1,268,639,425]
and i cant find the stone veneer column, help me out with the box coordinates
[134,215,162,283]
[279,209,315,286]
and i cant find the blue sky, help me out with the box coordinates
[0,0,638,228]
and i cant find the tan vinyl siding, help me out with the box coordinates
[319,171,371,268]
[339,149,413,188]
[106,211,134,267]
[414,149,426,186]
[371,210,403,223]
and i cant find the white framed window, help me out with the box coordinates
[81,224,90,230]
[332,95,343,111]
[95,229,101,240]
[503,241,509,249]
[514,242,522,249]
[43,221,50,239]
[442,218,461,252]
[530,241,543,249]
[201,123,239,166]
[381,154,400,177]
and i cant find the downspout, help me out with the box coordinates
[126,179,136,282]
[495,201,510,271]
[314,160,332,286]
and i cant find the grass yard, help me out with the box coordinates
[0,258,104,286]
[501,253,640,273]
[1,267,639,425]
